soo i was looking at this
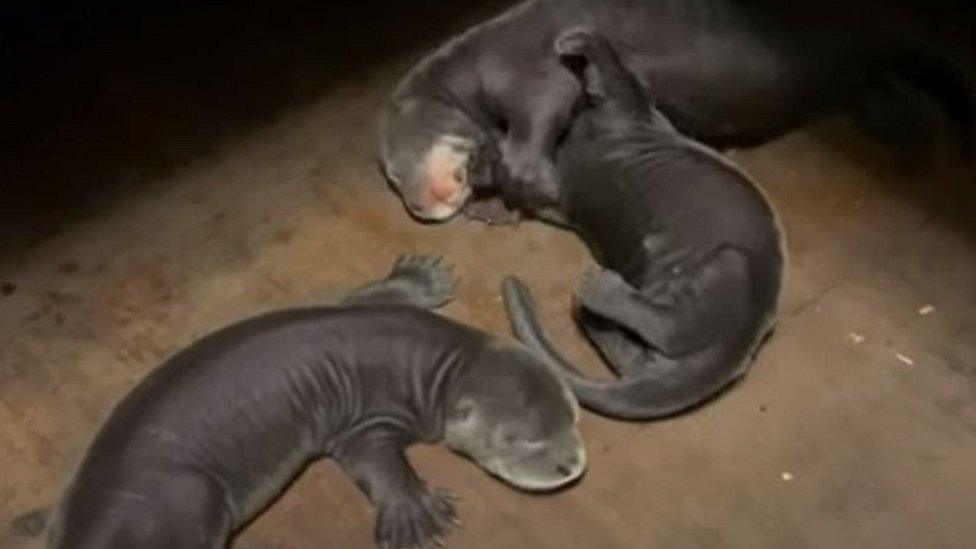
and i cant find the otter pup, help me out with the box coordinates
[48,255,585,548]
[501,30,785,420]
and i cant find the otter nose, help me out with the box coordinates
[428,177,458,203]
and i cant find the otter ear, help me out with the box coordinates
[554,29,607,105]
[557,56,608,107]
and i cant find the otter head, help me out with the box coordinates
[444,342,586,491]
[379,95,493,222]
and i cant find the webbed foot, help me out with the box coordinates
[388,254,458,309]
[375,486,460,549]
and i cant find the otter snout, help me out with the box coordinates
[496,429,587,492]
[400,138,475,221]
[404,180,471,222]
[429,175,461,202]
[557,443,587,483]
[556,451,583,478]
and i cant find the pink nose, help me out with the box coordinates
[428,178,458,203]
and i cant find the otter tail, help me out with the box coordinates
[501,276,741,421]
[860,40,975,158]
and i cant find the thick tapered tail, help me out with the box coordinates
[501,276,742,420]
[501,275,586,376]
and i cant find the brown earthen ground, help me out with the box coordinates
[1,3,974,548]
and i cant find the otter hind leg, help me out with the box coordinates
[577,248,755,359]
[577,309,675,380]
[49,472,231,549]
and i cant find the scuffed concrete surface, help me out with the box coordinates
[1,8,974,549]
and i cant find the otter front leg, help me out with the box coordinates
[496,70,580,211]
[341,254,458,309]
[498,139,561,210]
[335,431,459,549]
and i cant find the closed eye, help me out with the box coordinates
[518,438,548,451]
[502,432,546,451]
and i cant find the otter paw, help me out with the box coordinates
[390,254,458,308]
[554,27,599,58]
[498,150,561,208]
[375,487,460,549]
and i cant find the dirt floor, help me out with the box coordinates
[1,3,975,549]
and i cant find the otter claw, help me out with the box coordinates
[375,484,459,549]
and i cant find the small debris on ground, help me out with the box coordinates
[10,508,48,537]
[1,282,16,296]
[781,472,794,482]
[847,333,865,344]
[895,353,915,366]
[918,304,935,316]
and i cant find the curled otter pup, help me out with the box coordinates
[48,255,585,548]
[501,30,785,420]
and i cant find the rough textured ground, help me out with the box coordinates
[1,3,975,548]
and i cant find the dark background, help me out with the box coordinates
[1,0,973,255]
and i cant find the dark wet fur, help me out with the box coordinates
[47,255,580,549]
[500,31,784,420]
[381,0,973,221]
